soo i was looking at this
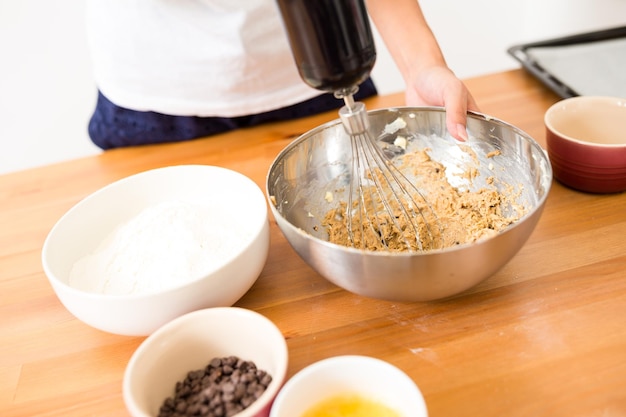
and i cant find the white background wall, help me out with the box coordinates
[1,0,625,175]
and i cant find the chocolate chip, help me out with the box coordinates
[157,356,272,417]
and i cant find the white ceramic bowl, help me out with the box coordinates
[270,355,428,417]
[124,307,288,417]
[42,165,270,336]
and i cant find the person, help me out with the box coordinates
[85,0,478,150]
[366,0,479,140]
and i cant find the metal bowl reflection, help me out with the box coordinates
[267,107,552,301]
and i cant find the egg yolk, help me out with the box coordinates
[302,394,402,417]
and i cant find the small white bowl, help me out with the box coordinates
[270,355,428,417]
[123,307,288,417]
[42,165,270,335]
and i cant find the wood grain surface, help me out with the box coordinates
[1,69,625,417]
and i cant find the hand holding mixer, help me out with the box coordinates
[276,0,442,251]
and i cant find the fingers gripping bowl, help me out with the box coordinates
[267,107,552,301]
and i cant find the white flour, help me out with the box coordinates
[68,200,247,295]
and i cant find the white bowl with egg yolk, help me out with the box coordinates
[269,355,428,417]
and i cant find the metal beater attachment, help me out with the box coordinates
[334,89,443,252]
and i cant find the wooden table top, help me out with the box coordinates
[2,69,625,417]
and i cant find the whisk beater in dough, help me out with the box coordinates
[334,88,444,252]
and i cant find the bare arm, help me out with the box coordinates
[366,0,479,140]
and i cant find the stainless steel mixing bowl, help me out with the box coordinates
[266,107,552,301]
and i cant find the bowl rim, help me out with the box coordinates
[544,95,626,149]
[266,106,552,256]
[41,164,269,300]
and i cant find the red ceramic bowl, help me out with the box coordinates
[545,96,626,193]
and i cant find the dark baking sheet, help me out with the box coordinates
[507,25,626,98]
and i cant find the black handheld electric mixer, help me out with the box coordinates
[277,0,442,251]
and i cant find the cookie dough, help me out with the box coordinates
[322,148,525,252]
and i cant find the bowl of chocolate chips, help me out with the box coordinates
[123,307,288,417]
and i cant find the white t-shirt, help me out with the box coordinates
[85,0,321,117]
